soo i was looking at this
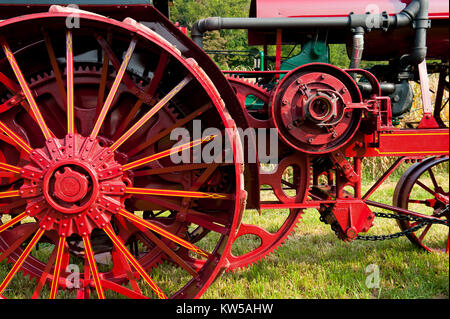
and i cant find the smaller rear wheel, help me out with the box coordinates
[393,157,449,253]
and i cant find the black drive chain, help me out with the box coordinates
[355,206,449,241]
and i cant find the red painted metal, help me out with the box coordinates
[251,0,449,19]
[0,3,156,21]
[226,75,271,128]
[248,0,449,60]
[344,129,449,158]
[53,167,89,203]
[271,63,362,154]
[0,7,245,299]
[223,70,289,75]
[330,200,375,241]
[393,157,449,252]
[275,29,282,78]
[225,77,311,271]
[20,134,126,235]
[0,0,448,300]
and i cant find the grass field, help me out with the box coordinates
[1,161,448,299]
[201,172,449,299]
[204,208,449,299]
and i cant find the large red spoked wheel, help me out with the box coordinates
[0,7,244,299]
[394,156,449,253]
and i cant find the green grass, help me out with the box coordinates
[202,167,449,299]
[203,208,449,299]
[0,170,448,299]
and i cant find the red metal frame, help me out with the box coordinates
[0,0,448,299]
[250,0,449,19]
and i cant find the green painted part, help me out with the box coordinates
[244,50,265,110]
[259,50,265,71]
[0,0,150,4]
[280,40,329,78]
[245,94,265,110]
[244,41,329,109]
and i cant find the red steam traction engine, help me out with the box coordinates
[0,0,448,299]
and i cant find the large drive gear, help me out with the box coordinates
[225,76,311,271]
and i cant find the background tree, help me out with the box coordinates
[170,0,251,69]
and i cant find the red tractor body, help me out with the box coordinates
[0,0,448,299]
[248,0,449,59]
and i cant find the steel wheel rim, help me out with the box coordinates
[394,157,449,253]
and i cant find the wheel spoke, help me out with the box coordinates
[117,208,210,258]
[112,51,169,140]
[0,200,27,213]
[133,163,214,177]
[0,120,33,154]
[0,93,25,113]
[90,37,138,139]
[49,236,66,299]
[112,243,142,294]
[0,223,37,263]
[191,163,220,191]
[0,70,21,92]
[83,258,91,299]
[0,228,44,294]
[427,168,439,191]
[123,135,215,171]
[0,162,21,174]
[125,187,231,200]
[118,215,199,278]
[82,235,105,299]
[418,224,432,241]
[129,104,212,158]
[134,194,230,233]
[43,29,67,107]
[142,51,169,99]
[96,32,112,117]
[100,279,148,299]
[0,190,20,199]
[0,37,53,140]
[32,244,58,299]
[66,31,75,135]
[95,34,152,104]
[109,75,192,152]
[416,180,438,197]
[0,212,27,234]
[103,224,167,299]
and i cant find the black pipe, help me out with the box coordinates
[192,1,420,46]
[192,16,350,47]
[358,82,396,95]
[191,0,428,67]
[399,0,429,67]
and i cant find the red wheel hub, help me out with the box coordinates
[44,162,98,215]
[271,64,362,154]
[19,134,127,237]
[54,167,89,203]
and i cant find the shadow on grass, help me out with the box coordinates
[210,229,449,299]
